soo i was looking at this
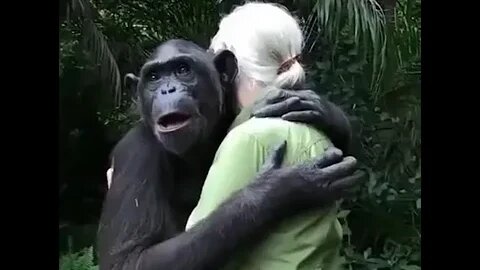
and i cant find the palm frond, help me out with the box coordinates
[160,0,220,47]
[82,20,122,105]
[65,0,93,22]
[379,0,420,100]
[307,0,387,99]
[64,0,123,105]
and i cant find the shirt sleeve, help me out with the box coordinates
[185,130,265,230]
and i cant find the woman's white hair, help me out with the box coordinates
[209,2,305,89]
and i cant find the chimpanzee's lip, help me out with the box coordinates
[156,112,192,133]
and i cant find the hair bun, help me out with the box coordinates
[277,55,301,75]
[273,56,305,89]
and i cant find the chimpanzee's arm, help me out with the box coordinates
[252,88,352,153]
[137,181,278,270]
[98,124,178,270]
[135,144,362,270]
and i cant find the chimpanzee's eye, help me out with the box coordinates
[175,63,191,77]
[148,72,159,81]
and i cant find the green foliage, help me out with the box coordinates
[59,247,98,270]
[306,0,387,97]
[63,0,122,104]
[306,0,421,268]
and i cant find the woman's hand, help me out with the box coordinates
[106,167,113,189]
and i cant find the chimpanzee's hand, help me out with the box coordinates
[251,87,352,153]
[257,141,363,210]
[252,88,326,120]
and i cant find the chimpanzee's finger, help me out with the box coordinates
[263,141,288,170]
[281,110,323,124]
[328,170,365,191]
[290,100,318,111]
[310,148,344,169]
[263,89,317,104]
[261,88,291,104]
[256,100,320,119]
[320,156,358,179]
[253,97,302,118]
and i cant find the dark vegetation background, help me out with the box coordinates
[59,0,421,269]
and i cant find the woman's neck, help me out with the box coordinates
[236,80,268,110]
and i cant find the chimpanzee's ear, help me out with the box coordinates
[213,50,238,86]
[124,73,139,97]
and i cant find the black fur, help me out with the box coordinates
[97,39,359,270]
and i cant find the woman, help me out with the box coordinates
[186,3,345,270]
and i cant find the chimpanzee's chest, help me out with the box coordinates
[166,149,216,228]
[170,167,208,227]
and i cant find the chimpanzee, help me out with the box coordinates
[97,39,360,270]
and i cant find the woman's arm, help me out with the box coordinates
[106,167,113,188]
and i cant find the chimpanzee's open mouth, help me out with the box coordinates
[157,112,192,132]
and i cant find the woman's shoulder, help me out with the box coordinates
[234,117,326,137]
[230,117,332,150]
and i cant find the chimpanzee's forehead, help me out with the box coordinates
[150,40,212,63]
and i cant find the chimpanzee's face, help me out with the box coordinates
[125,39,238,156]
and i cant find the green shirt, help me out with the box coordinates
[186,104,344,270]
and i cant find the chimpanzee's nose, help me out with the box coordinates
[160,86,176,95]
